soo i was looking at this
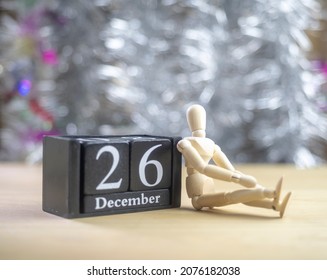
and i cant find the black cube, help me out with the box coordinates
[42,135,182,218]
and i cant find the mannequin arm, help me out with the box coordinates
[177,139,256,187]
[212,145,256,185]
[212,145,235,171]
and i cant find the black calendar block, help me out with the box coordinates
[83,140,129,195]
[42,135,181,218]
[130,138,172,191]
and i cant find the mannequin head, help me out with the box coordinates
[186,104,206,138]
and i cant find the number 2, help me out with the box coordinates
[95,146,122,190]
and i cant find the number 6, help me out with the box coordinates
[139,144,163,187]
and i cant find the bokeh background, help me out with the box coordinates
[1,0,327,166]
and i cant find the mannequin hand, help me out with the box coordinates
[232,172,257,188]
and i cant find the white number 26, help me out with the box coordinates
[95,144,164,191]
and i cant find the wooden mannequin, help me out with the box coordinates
[177,104,291,217]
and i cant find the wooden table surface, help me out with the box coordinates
[0,163,326,260]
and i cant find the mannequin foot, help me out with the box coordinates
[271,177,291,218]
[272,176,283,208]
[192,197,203,210]
[277,192,292,218]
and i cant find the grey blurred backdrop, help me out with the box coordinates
[0,0,327,166]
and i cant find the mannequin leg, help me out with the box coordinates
[194,187,267,208]
[241,178,291,217]
[243,192,291,218]
[243,199,274,209]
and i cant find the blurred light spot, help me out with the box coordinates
[17,79,32,96]
[42,49,58,65]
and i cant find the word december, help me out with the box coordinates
[95,192,161,210]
